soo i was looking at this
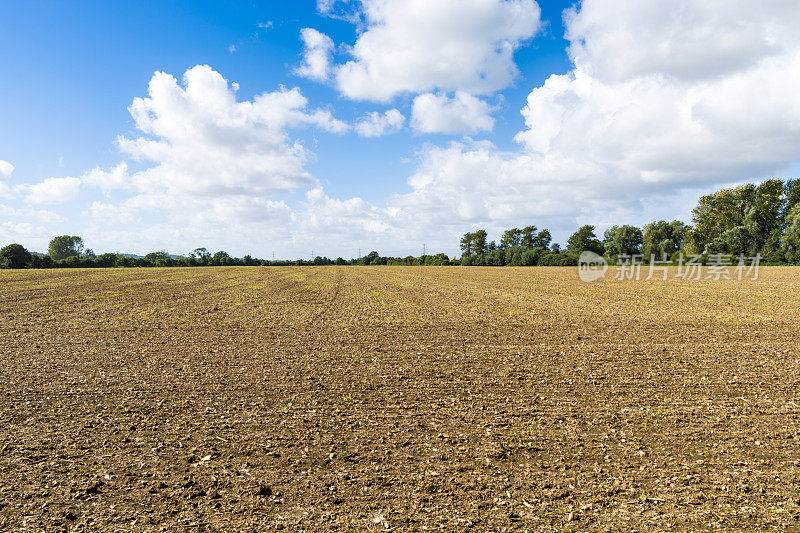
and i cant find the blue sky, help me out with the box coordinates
[2,1,800,258]
[0,1,568,192]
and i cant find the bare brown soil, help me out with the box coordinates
[1,266,800,531]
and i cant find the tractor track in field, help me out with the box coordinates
[308,267,344,325]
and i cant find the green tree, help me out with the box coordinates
[686,181,787,256]
[0,243,32,268]
[783,203,800,262]
[706,225,757,256]
[688,179,784,257]
[642,220,688,259]
[687,186,749,252]
[145,251,172,266]
[461,230,488,256]
[499,228,522,249]
[358,251,380,265]
[472,229,488,255]
[211,251,230,266]
[784,179,800,219]
[431,253,449,265]
[29,254,54,269]
[567,225,604,256]
[486,248,505,266]
[748,179,785,256]
[48,235,84,261]
[62,256,81,268]
[460,232,475,256]
[192,247,211,265]
[520,225,537,248]
[603,225,643,258]
[537,252,577,266]
[94,253,118,268]
[533,229,552,249]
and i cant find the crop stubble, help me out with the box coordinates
[1,266,799,531]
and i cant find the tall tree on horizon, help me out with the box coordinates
[47,235,84,261]
[567,225,604,256]
[499,228,522,249]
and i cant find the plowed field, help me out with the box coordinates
[1,266,799,531]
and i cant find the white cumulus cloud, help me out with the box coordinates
[411,92,495,135]
[303,187,391,234]
[565,0,800,83]
[81,162,131,193]
[25,176,81,205]
[316,0,336,15]
[109,65,346,200]
[0,204,66,224]
[514,0,800,188]
[0,160,14,198]
[0,221,50,246]
[0,160,13,181]
[295,28,335,82]
[387,0,800,244]
[331,0,542,101]
[71,64,355,244]
[89,201,139,225]
[354,109,404,137]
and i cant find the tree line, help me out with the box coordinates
[0,236,457,269]
[456,225,576,266]
[458,178,800,266]
[559,178,800,264]
[3,178,800,269]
